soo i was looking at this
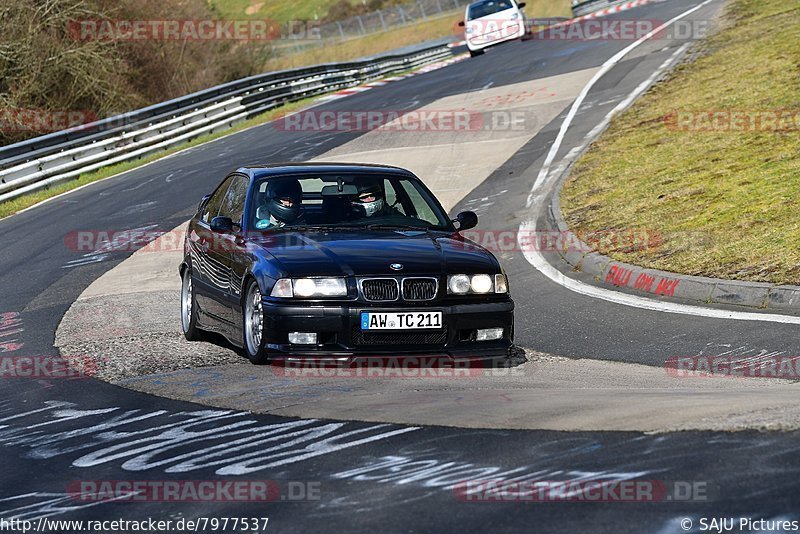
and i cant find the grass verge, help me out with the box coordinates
[264,13,461,71]
[560,0,800,285]
[264,0,571,71]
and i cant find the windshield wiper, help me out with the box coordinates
[264,225,332,232]
[365,224,433,232]
[267,225,370,232]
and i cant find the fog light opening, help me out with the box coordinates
[289,332,318,345]
[476,328,504,341]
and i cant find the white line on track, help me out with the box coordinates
[518,0,800,324]
[526,0,715,207]
[545,42,690,182]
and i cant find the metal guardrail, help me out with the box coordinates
[0,43,454,204]
[571,0,629,17]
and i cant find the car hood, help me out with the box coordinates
[254,230,500,277]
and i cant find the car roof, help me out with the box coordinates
[237,162,417,180]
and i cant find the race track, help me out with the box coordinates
[2,0,799,531]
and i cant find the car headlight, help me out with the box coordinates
[270,278,347,298]
[447,274,508,295]
[470,274,493,294]
[448,274,471,294]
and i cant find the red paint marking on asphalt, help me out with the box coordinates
[0,312,24,353]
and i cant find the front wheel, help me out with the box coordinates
[243,280,270,364]
[469,48,484,58]
[181,267,205,341]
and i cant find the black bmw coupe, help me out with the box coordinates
[180,163,514,365]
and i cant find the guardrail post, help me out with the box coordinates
[377,9,387,31]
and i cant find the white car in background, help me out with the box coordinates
[459,0,527,57]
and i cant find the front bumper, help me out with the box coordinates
[260,298,514,365]
[467,21,524,51]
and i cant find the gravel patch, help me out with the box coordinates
[59,332,244,381]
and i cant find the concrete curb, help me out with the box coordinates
[544,182,800,311]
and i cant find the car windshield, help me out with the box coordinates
[249,173,453,231]
[467,0,514,20]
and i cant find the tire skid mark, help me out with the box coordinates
[0,400,419,476]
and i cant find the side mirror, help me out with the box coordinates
[457,20,465,27]
[454,211,478,231]
[518,1,526,7]
[198,194,211,213]
[210,216,234,233]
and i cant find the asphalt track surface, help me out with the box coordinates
[1,0,799,531]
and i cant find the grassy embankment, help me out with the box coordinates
[561,0,800,284]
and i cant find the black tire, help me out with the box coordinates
[242,279,270,365]
[181,266,205,341]
[469,49,484,57]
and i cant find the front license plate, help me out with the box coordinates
[361,311,443,331]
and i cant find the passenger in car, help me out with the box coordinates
[349,177,399,220]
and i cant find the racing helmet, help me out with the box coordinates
[265,178,302,223]
[351,179,384,218]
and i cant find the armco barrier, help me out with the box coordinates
[572,0,631,17]
[0,43,453,203]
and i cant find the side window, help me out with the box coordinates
[400,181,438,224]
[218,175,249,226]
[201,176,234,224]
[383,179,406,215]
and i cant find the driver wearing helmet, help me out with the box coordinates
[255,178,303,229]
[350,178,391,219]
